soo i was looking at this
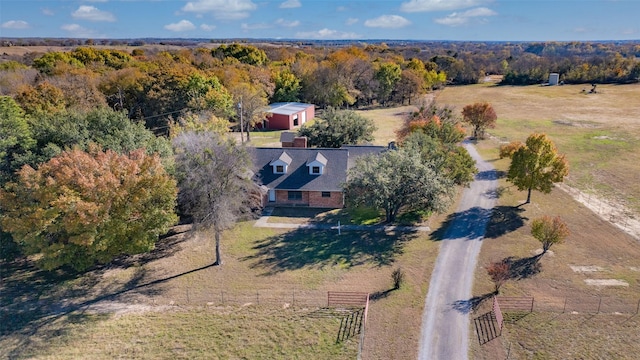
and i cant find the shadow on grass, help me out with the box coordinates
[502,254,543,280]
[452,292,496,314]
[0,228,210,358]
[243,228,418,275]
[431,204,528,242]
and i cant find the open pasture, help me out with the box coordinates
[437,83,640,215]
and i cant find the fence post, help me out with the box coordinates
[597,297,602,314]
[636,298,640,315]
[257,291,260,305]
[562,297,567,313]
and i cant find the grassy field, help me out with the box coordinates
[469,139,640,359]
[1,208,444,359]
[436,82,640,215]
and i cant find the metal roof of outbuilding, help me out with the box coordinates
[268,102,314,116]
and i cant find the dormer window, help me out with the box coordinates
[307,152,327,175]
[270,151,292,174]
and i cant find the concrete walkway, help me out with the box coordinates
[253,207,431,232]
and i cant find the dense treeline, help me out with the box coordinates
[1,43,448,136]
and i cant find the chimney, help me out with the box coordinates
[293,136,308,148]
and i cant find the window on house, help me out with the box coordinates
[311,166,320,174]
[275,165,284,173]
[288,191,302,200]
[321,191,331,198]
[293,115,299,126]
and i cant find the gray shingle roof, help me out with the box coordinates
[253,146,385,192]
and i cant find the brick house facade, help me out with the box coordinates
[253,146,385,209]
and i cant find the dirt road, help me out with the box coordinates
[418,141,498,360]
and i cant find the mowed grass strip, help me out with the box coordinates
[469,139,640,360]
[4,307,356,360]
[436,83,640,214]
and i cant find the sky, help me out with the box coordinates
[1,0,639,41]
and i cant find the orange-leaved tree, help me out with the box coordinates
[462,102,497,139]
[0,147,178,271]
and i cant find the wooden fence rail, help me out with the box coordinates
[328,291,369,307]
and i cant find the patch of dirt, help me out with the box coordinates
[557,183,640,240]
[569,266,604,273]
[584,279,629,287]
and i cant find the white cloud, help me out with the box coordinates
[241,22,272,30]
[1,20,30,30]
[61,24,101,38]
[275,18,300,27]
[182,0,257,19]
[279,0,301,9]
[337,6,347,11]
[72,5,116,22]
[295,28,360,40]
[41,8,55,16]
[400,0,489,12]
[200,23,217,31]
[346,18,358,25]
[164,20,196,31]
[364,15,411,29]
[435,7,497,26]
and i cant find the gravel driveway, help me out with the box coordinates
[418,141,498,360]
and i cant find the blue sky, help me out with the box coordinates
[1,0,638,41]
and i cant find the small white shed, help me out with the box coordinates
[548,73,559,85]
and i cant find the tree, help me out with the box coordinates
[502,133,569,204]
[344,147,454,222]
[298,108,376,148]
[375,62,402,105]
[232,83,268,143]
[531,215,570,254]
[0,96,35,184]
[271,69,301,103]
[462,102,497,139]
[0,147,178,271]
[397,100,477,187]
[173,132,259,265]
[487,260,511,294]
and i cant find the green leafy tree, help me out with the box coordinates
[271,69,301,102]
[375,62,402,105]
[502,133,569,204]
[0,96,35,184]
[27,108,173,167]
[0,147,178,271]
[531,215,570,254]
[173,132,259,265]
[344,147,454,222]
[462,102,497,139]
[298,108,376,148]
[213,44,268,66]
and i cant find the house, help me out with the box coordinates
[264,102,315,130]
[253,145,385,208]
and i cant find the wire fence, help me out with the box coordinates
[558,180,640,240]
[493,296,640,315]
[139,289,330,308]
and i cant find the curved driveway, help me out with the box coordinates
[418,141,498,360]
